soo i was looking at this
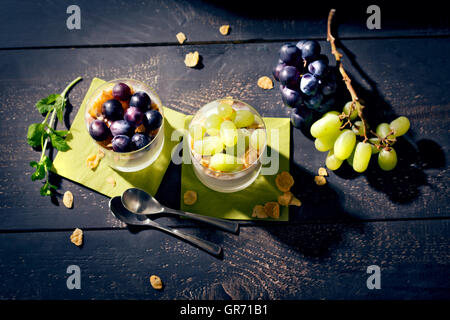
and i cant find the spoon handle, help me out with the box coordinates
[146,220,223,257]
[163,208,239,234]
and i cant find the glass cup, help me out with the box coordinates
[188,98,267,193]
[84,78,164,172]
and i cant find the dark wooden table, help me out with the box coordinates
[0,1,449,300]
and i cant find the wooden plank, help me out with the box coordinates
[0,1,448,49]
[0,38,449,230]
[0,219,449,299]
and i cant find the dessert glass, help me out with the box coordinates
[188,98,267,193]
[84,78,164,172]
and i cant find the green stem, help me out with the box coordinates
[61,76,82,98]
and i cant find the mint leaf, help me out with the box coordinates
[54,95,66,122]
[36,94,59,114]
[48,127,69,137]
[30,161,46,181]
[27,123,46,147]
[49,132,70,151]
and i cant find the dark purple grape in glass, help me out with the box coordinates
[124,107,144,127]
[89,120,110,141]
[279,66,301,89]
[143,109,163,130]
[300,73,319,96]
[111,135,131,153]
[301,40,321,61]
[102,99,124,121]
[129,91,151,112]
[272,62,286,82]
[131,133,152,150]
[308,60,328,78]
[112,82,132,101]
[279,43,301,66]
[109,120,134,137]
[281,86,303,108]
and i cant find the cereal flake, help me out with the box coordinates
[63,191,74,208]
[275,171,295,192]
[264,202,280,219]
[183,190,198,205]
[70,228,83,246]
[252,205,268,219]
[314,175,327,186]
[219,25,230,35]
[318,167,328,177]
[176,32,186,44]
[150,275,163,290]
[278,192,293,206]
[184,51,200,68]
[257,76,274,90]
[106,176,116,187]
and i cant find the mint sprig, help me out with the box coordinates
[27,77,82,196]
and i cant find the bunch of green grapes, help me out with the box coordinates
[310,101,410,172]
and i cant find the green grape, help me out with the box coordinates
[228,108,237,121]
[369,137,381,154]
[343,101,361,120]
[322,111,340,118]
[346,147,355,166]
[250,129,266,151]
[314,131,340,152]
[204,114,223,136]
[310,114,341,138]
[353,142,372,173]
[333,129,356,160]
[217,102,233,119]
[352,120,367,136]
[226,129,250,157]
[189,124,206,141]
[378,148,397,171]
[234,110,255,128]
[376,123,394,140]
[209,153,243,172]
[390,116,410,137]
[220,120,238,147]
[326,149,344,171]
[193,136,223,155]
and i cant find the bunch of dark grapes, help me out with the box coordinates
[273,40,337,129]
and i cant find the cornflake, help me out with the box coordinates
[252,205,268,219]
[289,196,302,207]
[314,175,327,186]
[150,275,163,290]
[63,191,74,208]
[183,190,198,205]
[176,32,186,44]
[278,192,293,206]
[86,149,105,170]
[70,228,83,247]
[275,171,294,192]
[106,176,116,187]
[264,202,280,219]
[257,76,274,90]
[219,25,230,35]
[184,51,200,68]
[318,167,328,177]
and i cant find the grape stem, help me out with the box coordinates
[327,9,369,143]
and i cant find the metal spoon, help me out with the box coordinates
[121,188,239,234]
[109,197,222,257]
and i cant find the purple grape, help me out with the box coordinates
[280,86,303,108]
[110,120,134,137]
[308,60,328,78]
[124,107,144,127]
[131,133,152,150]
[143,109,163,130]
[279,66,301,89]
[129,91,151,112]
[291,111,304,128]
[111,135,131,153]
[321,79,337,96]
[112,82,132,101]
[272,62,286,82]
[300,73,319,96]
[279,43,301,66]
[301,40,321,61]
[102,99,124,121]
[295,40,307,51]
[89,120,110,141]
[304,93,323,110]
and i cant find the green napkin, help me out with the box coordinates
[52,78,186,198]
[180,117,291,221]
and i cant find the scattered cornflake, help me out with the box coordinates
[176,32,186,44]
[275,171,295,192]
[63,191,74,208]
[221,97,234,106]
[252,205,268,219]
[318,167,328,177]
[106,176,116,187]
[70,228,83,247]
[183,190,198,205]
[289,196,302,207]
[219,25,230,35]
[278,192,293,206]
[264,202,280,219]
[257,76,274,90]
[150,275,163,290]
[86,149,104,170]
[184,51,200,68]
[314,175,327,186]
[135,124,147,133]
